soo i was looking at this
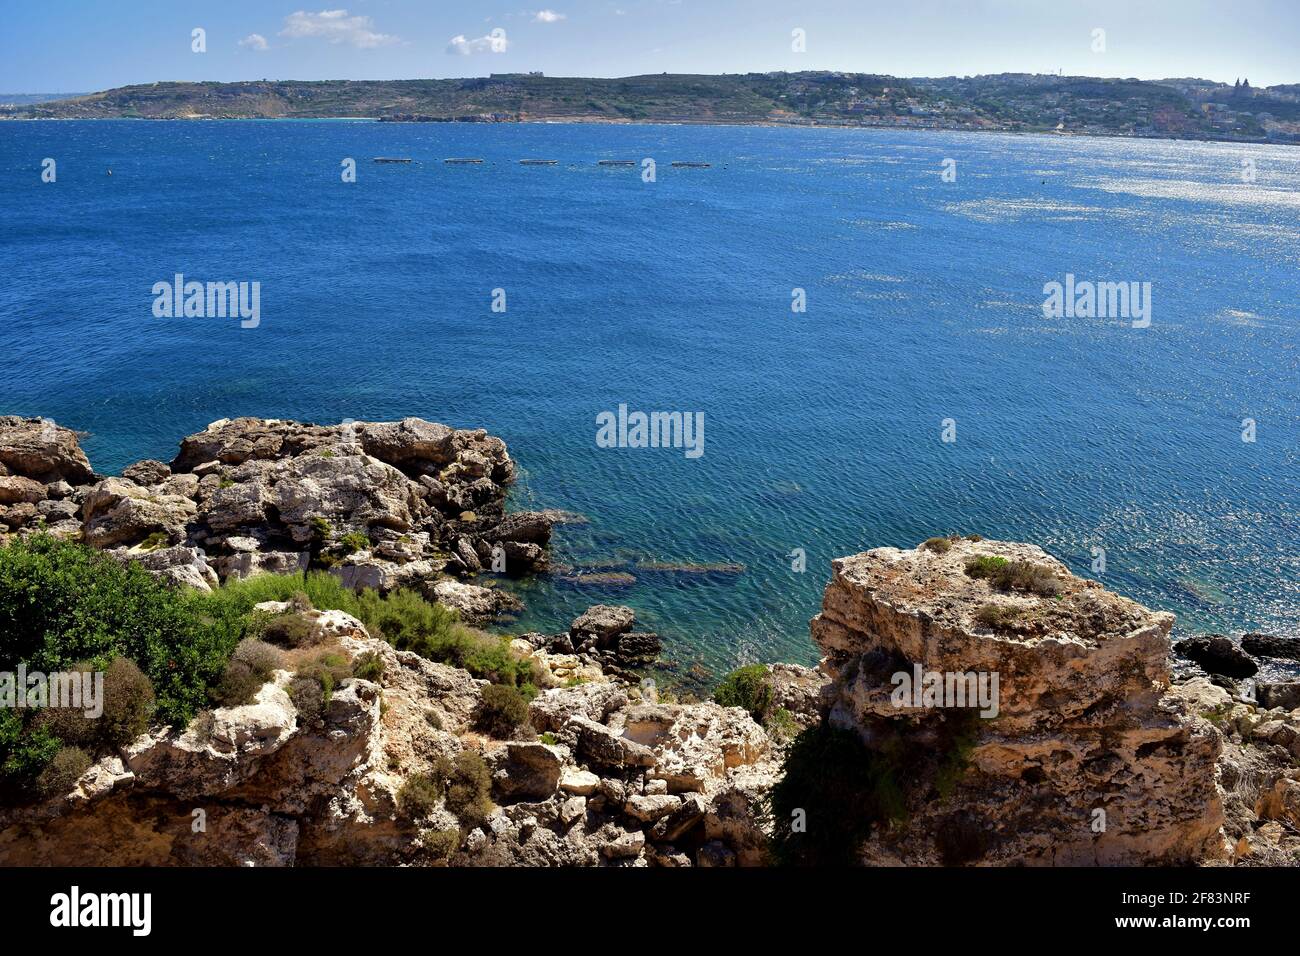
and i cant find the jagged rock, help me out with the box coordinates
[567,714,657,770]
[490,742,563,802]
[1242,633,1300,661]
[571,604,636,647]
[1175,634,1259,679]
[81,477,196,548]
[432,579,523,625]
[485,511,555,545]
[559,767,601,795]
[0,475,45,505]
[0,416,94,484]
[529,682,628,733]
[122,459,171,485]
[1258,682,1300,712]
[1256,778,1300,828]
[696,840,736,867]
[624,794,681,823]
[357,418,455,470]
[123,544,220,592]
[767,662,825,728]
[813,538,1226,865]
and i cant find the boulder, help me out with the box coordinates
[490,742,562,802]
[570,605,636,645]
[0,416,94,484]
[81,477,196,549]
[1174,635,1258,679]
[1241,633,1300,662]
[1258,682,1300,712]
[432,579,523,626]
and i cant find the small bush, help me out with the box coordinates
[444,751,493,828]
[921,537,952,554]
[399,773,442,819]
[339,532,371,555]
[259,612,318,649]
[714,664,773,723]
[764,707,800,746]
[424,828,460,864]
[98,657,156,747]
[769,724,902,866]
[296,652,352,704]
[35,746,91,798]
[974,603,1022,632]
[965,556,1061,597]
[352,651,385,683]
[477,684,529,738]
[287,676,326,724]
[539,732,557,746]
[138,531,170,552]
[212,639,282,707]
[965,534,983,542]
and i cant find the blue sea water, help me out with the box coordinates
[1,120,1297,679]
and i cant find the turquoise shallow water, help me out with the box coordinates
[1,120,1297,677]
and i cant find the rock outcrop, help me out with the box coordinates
[811,538,1227,865]
[0,416,559,607]
[0,611,777,867]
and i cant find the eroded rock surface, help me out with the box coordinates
[812,538,1228,865]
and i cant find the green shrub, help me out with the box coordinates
[714,664,773,723]
[424,828,460,864]
[0,535,243,726]
[35,746,91,798]
[964,555,1008,580]
[399,773,442,819]
[964,556,1061,597]
[355,587,531,687]
[212,639,282,707]
[921,536,952,554]
[97,657,156,746]
[974,603,1022,632]
[764,707,800,746]
[196,572,360,621]
[477,684,528,738]
[352,651,385,683]
[0,716,60,784]
[339,532,371,555]
[259,612,317,649]
[539,732,557,746]
[287,676,326,723]
[296,652,351,705]
[138,531,170,552]
[443,751,492,828]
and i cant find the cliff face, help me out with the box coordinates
[0,608,781,866]
[811,539,1228,865]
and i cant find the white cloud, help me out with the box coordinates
[533,9,566,22]
[280,9,399,49]
[446,30,509,55]
[238,33,269,52]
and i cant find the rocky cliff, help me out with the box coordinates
[2,418,1298,866]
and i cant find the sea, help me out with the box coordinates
[2,119,1297,681]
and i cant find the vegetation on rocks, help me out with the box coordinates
[714,664,774,723]
[964,555,1062,596]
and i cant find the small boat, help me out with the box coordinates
[519,159,559,165]
[444,158,483,165]
[671,162,711,168]
[372,157,413,164]
[597,160,636,167]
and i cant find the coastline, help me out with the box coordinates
[2,110,1293,149]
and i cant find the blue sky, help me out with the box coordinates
[3,0,1298,93]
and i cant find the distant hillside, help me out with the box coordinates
[5,72,1298,144]
[0,92,88,107]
